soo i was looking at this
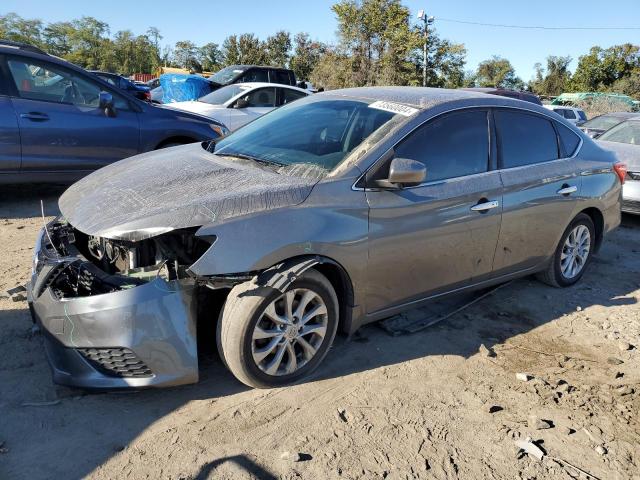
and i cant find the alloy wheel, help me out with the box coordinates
[251,288,328,376]
[560,224,591,279]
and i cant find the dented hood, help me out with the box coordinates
[59,143,322,241]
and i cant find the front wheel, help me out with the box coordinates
[537,213,595,288]
[217,269,339,388]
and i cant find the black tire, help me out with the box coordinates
[537,213,595,288]
[217,269,339,389]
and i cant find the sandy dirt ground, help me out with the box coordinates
[0,185,639,480]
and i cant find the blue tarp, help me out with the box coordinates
[158,74,212,103]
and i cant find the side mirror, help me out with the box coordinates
[233,98,249,109]
[99,91,116,117]
[374,157,426,189]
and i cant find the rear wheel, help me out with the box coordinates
[217,269,339,388]
[537,213,595,287]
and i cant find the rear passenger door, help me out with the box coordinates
[492,108,581,276]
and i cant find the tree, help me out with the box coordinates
[221,33,266,65]
[42,21,74,57]
[290,33,326,81]
[411,30,467,88]
[475,56,524,90]
[173,40,201,71]
[529,55,572,96]
[568,44,640,92]
[265,30,291,67]
[200,42,223,72]
[0,12,43,46]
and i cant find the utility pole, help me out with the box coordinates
[417,10,434,87]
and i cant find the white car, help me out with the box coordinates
[165,82,310,131]
[543,105,587,125]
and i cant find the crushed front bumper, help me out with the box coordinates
[27,226,199,389]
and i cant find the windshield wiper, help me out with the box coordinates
[221,152,286,167]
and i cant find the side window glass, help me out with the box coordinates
[564,110,576,120]
[556,123,581,157]
[282,88,307,105]
[494,110,559,168]
[243,88,276,107]
[394,110,489,182]
[241,69,268,83]
[7,58,129,110]
[273,70,291,85]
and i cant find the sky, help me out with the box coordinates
[3,0,640,80]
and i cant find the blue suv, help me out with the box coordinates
[0,41,228,184]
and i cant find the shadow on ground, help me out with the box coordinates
[0,185,65,219]
[1,213,638,479]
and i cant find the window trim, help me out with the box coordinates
[353,104,583,191]
[493,107,561,170]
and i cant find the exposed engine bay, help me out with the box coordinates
[40,219,213,299]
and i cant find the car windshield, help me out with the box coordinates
[209,65,246,85]
[598,120,640,145]
[583,115,626,131]
[208,97,407,174]
[198,84,250,105]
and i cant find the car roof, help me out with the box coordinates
[316,86,544,111]
[231,82,309,93]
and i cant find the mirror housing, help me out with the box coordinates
[99,91,116,117]
[374,157,426,189]
[234,98,249,109]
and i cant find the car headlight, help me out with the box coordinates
[210,124,229,137]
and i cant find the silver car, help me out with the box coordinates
[597,117,640,214]
[28,87,623,389]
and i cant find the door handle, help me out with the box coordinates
[20,112,50,122]
[557,185,577,196]
[470,200,499,212]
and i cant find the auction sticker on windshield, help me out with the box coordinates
[368,100,419,117]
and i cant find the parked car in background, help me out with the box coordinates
[544,105,587,125]
[208,65,296,87]
[461,87,542,105]
[28,87,622,390]
[596,117,640,214]
[579,112,640,138]
[165,82,309,131]
[0,40,228,184]
[151,66,298,105]
[89,71,151,101]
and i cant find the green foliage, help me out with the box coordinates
[568,44,640,96]
[474,56,524,90]
[529,56,572,97]
[290,33,326,81]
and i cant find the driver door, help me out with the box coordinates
[5,56,139,173]
[226,87,276,131]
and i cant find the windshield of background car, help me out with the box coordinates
[199,84,249,105]
[209,97,411,173]
[598,121,640,145]
[583,115,626,132]
[209,65,246,84]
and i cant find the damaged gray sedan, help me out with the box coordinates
[28,87,624,389]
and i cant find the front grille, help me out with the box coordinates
[78,348,153,378]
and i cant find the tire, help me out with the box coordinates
[537,213,595,288]
[217,269,339,388]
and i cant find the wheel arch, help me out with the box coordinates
[578,207,604,253]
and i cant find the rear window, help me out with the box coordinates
[577,110,587,121]
[494,110,559,168]
[556,123,581,156]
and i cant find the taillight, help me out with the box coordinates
[613,162,627,185]
[144,91,151,101]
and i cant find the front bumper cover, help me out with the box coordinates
[28,226,199,389]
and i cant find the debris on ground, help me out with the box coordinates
[527,415,553,430]
[478,343,496,358]
[606,357,624,365]
[279,451,311,462]
[516,373,534,382]
[485,403,503,414]
[617,340,632,352]
[4,285,27,302]
[515,437,544,461]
